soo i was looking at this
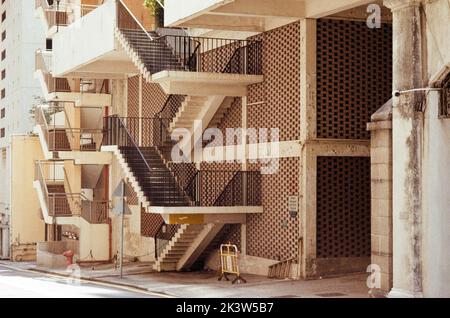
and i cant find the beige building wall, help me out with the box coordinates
[10,135,46,261]
[368,101,393,296]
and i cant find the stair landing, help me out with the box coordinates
[151,71,264,96]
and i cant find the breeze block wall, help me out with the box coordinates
[316,19,393,140]
[245,22,302,261]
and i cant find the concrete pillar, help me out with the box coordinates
[367,100,393,297]
[384,0,425,298]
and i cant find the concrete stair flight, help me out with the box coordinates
[115,28,186,81]
[154,223,224,272]
[207,97,235,128]
[119,146,191,207]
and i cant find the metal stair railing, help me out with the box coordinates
[185,170,262,207]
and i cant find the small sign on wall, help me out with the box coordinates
[288,196,299,218]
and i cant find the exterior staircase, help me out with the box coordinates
[168,96,236,132]
[119,146,191,207]
[154,223,224,271]
[207,97,235,128]
[115,28,185,81]
[169,96,209,131]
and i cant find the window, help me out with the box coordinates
[1,31,5,41]
[46,38,53,51]
[0,128,5,138]
[1,89,5,99]
[1,50,5,61]
[439,73,450,117]
[1,69,5,80]
[1,12,5,22]
[0,108,4,118]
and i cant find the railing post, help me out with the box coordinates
[195,173,200,206]
[242,172,248,206]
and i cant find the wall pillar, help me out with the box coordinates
[367,101,393,297]
[384,0,425,298]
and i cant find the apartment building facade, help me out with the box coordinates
[0,0,45,259]
[14,0,448,298]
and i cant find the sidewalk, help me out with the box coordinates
[0,261,370,298]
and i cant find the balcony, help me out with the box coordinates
[35,0,99,37]
[34,49,112,106]
[34,104,112,164]
[165,0,374,32]
[33,160,110,261]
[52,0,263,94]
[34,161,109,224]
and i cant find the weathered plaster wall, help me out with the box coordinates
[420,0,450,298]
[10,135,46,261]
[422,92,450,297]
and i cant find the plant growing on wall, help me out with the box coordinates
[144,0,164,27]
[144,0,164,13]
[29,96,57,130]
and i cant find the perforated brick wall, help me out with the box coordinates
[141,207,164,237]
[127,76,139,117]
[142,81,167,116]
[316,156,371,258]
[247,157,300,261]
[316,19,393,139]
[248,22,301,142]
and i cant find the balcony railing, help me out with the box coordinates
[35,105,104,152]
[36,0,99,29]
[35,161,109,223]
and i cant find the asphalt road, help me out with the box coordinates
[0,264,161,298]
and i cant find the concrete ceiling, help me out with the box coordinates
[167,0,380,33]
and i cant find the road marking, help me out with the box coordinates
[0,263,173,298]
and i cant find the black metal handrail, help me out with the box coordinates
[103,116,170,148]
[156,95,186,123]
[214,171,262,206]
[116,0,262,76]
[154,222,181,260]
[103,115,154,175]
[185,170,262,207]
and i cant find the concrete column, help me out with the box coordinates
[367,101,393,297]
[384,0,425,298]
[299,18,317,279]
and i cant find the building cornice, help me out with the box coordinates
[383,0,423,11]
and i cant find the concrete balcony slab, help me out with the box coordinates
[151,71,264,96]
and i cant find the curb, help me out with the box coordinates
[28,267,175,298]
[0,262,174,298]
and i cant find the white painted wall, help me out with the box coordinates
[52,0,117,76]
[0,0,45,233]
[420,0,450,297]
[165,0,226,26]
[422,93,450,297]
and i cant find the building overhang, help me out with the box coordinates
[165,0,377,32]
[148,206,263,225]
[151,71,264,96]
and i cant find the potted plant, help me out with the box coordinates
[144,0,164,29]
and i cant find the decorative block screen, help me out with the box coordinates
[316,156,371,258]
[316,19,393,139]
[248,22,301,142]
